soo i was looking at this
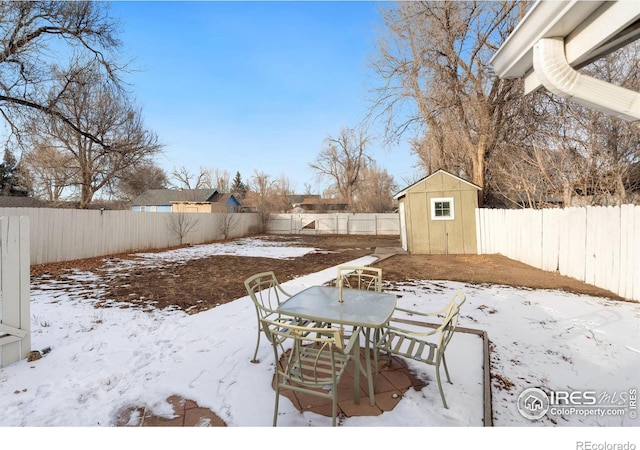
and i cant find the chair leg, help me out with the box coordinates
[252,328,261,363]
[331,396,337,427]
[382,345,392,367]
[273,388,280,426]
[435,362,449,409]
[441,353,452,384]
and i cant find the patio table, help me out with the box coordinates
[276,285,397,406]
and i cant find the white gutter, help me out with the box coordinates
[533,37,640,122]
[490,0,640,122]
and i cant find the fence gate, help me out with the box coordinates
[0,216,30,367]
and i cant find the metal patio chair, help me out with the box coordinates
[244,271,304,363]
[335,265,385,378]
[375,292,466,409]
[336,265,383,293]
[261,318,359,426]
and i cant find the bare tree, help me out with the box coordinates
[567,43,640,205]
[369,1,526,203]
[113,160,169,201]
[28,61,161,208]
[212,169,231,192]
[309,126,371,206]
[21,142,77,201]
[491,41,640,208]
[217,211,239,240]
[167,212,198,246]
[351,163,397,212]
[303,182,314,195]
[0,2,124,148]
[246,170,277,231]
[171,166,212,190]
[270,174,296,212]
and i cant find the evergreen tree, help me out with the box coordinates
[0,148,18,195]
[231,171,247,200]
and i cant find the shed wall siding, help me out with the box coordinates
[401,171,479,254]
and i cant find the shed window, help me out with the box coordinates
[431,197,454,220]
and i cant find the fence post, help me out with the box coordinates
[0,216,31,367]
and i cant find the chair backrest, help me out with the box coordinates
[336,266,382,292]
[437,292,466,355]
[262,318,345,386]
[244,271,290,319]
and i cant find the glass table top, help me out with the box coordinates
[277,285,396,328]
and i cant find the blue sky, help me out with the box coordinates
[109,1,421,194]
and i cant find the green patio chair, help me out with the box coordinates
[244,271,302,363]
[261,318,359,426]
[375,292,466,409]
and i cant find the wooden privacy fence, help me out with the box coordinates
[267,213,400,235]
[476,205,640,302]
[0,208,263,265]
[0,216,30,368]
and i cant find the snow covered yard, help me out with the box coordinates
[0,236,638,447]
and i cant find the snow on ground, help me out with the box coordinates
[1,237,638,448]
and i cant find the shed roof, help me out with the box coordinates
[394,169,481,200]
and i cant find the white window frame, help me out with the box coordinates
[431,197,455,221]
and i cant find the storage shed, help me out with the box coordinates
[394,170,481,255]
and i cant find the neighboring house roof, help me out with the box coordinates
[301,197,346,206]
[301,198,349,208]
[208,192,242,206]
[394,169,481,200]
[287,194,321,205]
[131,189,242,208]
[297,197,349,211]
[0,195,47,208]
[131,189,218,206]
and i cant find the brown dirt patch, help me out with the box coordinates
[30,234,623,315]
[31,235,400,313]
[374,253,623,300]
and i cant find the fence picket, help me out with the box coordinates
[606,206,621,295]
[633,206,640,301]
[585,207,598,286]
[0,216,30,367]
[18,216,30,361]
[541,208,560,272]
